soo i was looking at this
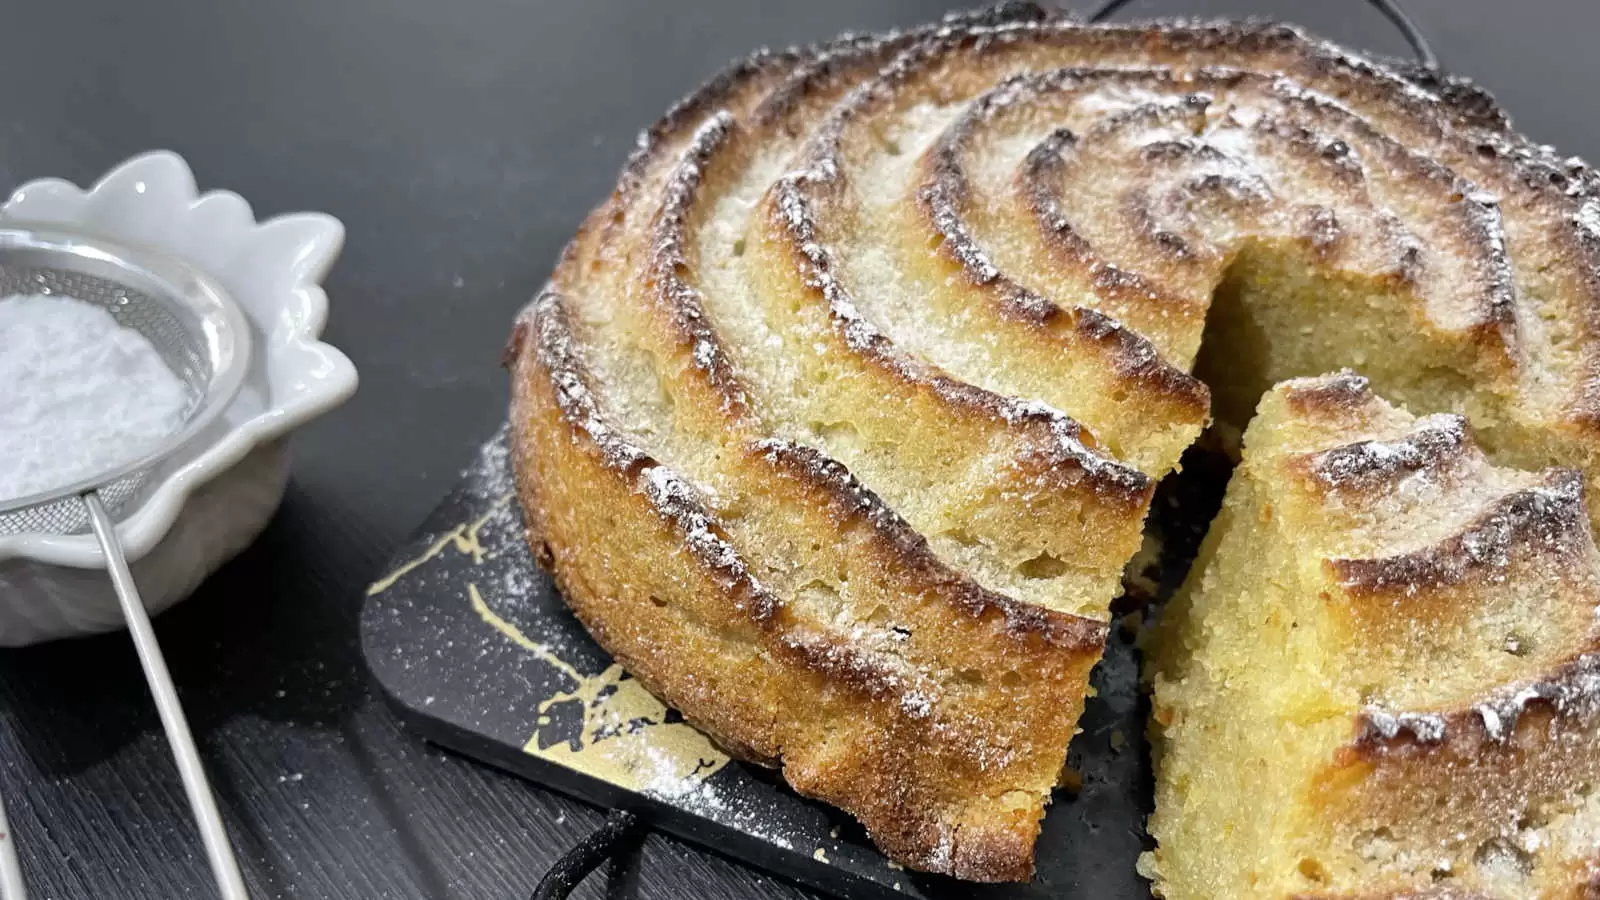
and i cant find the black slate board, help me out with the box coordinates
[359,429,1227,898]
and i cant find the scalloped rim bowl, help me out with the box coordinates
[0,151,357,643]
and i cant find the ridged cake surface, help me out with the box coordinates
[1145,373,1600,898]
[506,3,1600,882]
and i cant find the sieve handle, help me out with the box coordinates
[0,790,25,900]
[84,492,250,900]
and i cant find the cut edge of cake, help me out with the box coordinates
[1144,372,1600,899]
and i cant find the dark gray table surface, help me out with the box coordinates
[0,1,1595,897]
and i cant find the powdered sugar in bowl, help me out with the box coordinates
[0,293,194,501]
[0,151,358,645]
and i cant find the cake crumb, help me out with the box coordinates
[1058,766,1083,795]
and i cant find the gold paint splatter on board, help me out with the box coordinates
[366,496,511,595]
[524,662,728,794]
[370,495,728,797]
[469,584,729,794]
[469,584,583,683]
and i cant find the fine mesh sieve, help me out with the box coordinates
[0,228,249,534]
[0,227,253,900]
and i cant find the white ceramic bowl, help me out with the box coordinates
[0,151,358,645]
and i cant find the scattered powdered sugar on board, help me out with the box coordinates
[459,422,515,506]
[0,294,189,501]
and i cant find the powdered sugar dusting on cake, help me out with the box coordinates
[1309,414,1468,489]
[925,823,956,873]
[749,435,1109,651]
[1360,653,1600,748]
[640,464,749,580]
[1333,470,1588,593]
[526,292,650,473]
[1357,706,1448,745]
[648,112,754,416]
[525,292,756,594]
[772,167,1149,496]
[1574,200,1600,242]
[1473,653,1600,742]
[998,398,1148,492]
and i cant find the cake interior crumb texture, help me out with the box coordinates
[1145,375,1600,898]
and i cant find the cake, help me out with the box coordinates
[1144,374,1600,898]
[505,3,1600,882]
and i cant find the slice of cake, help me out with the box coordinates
[1144,372,1600,898]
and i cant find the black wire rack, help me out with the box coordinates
[528,2,1439,897]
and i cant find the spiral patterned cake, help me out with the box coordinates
[505,3,1600,887]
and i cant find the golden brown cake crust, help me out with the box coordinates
[509,289,1107,881]
[510,4,1600,885]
